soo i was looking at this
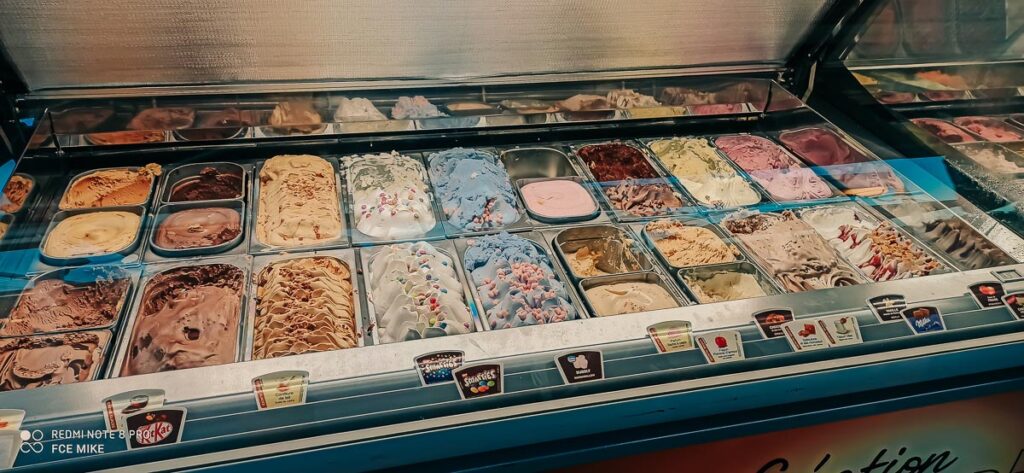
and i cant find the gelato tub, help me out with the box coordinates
[643,218,741,270]
[150,201,245,256]
[59,164,161,210]
[517,177,599,223]
[344,152,440,242]
[574,141,688,218]
[162,162,246,203]
[462,232,582,329]
[952,143,1024,175]
[40,206,146,266]
[118,262,246,376]
[0,266,133,337]
[250,252,360,359]
[679,262,777,304]
[580,273,683,317]
[646,137,762,208]
[427,147,524,234]
[722,211,866,292]
[0,174,34,214]
[0,330,112,391]
[952,117,1024,142]
[714,134,837,202]
[911,118,976,144]
[553,225,654,279]
[253,155,346,251]
[778,127,905,197]
[365,241,476,344]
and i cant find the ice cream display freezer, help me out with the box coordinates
[0,0,1023,471]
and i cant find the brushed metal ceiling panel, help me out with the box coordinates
[0,0,831,92]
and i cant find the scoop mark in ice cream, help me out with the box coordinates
[463,232,579,329]
[256,155,343,247]
[1,278,129,336]
[0,331,111,391]
[685,271,766,303]
[155,207,242,250]
[43,211,142,258]
[584,282,678,316]
[59,164,161,209]
[369,242,473,343]
[253,256,357,359]
[122,264,243,376]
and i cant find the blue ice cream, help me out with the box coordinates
[463,232,579,329]
[428,148,521,231]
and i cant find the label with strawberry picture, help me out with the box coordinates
[901,306,945,334]
[695,330,744,364]
[781,319,828,351]
[452,363,503,400]
[752,308,794,339]
[1001,292,1024,320]
[969,281,1005,308]
[817,315,862,347]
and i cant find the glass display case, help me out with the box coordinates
[0,1,1023,470]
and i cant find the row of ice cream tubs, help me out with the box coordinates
[0,187,1015,392]
[854,68,1024,105]
[3,127,916,274]
[41,87,760,147]
[909,114,1024,178]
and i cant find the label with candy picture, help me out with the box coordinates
[414,351,465,386]
[102,389,166,432]
[124,407,187,450]
[901,306,945,334]
[452,363,503,400]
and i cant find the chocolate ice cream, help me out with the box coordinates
[121,264,243,376]
[1,277,129,336]
[577,143,659,182]
[128,107,195,130]
[168,167,244,202]
[1,175,33,213]
[154,207,242,250]
[0,331,111,391]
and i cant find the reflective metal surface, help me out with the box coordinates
[0,0,830,92]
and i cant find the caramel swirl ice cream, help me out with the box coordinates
[253,256,357,359]
[256,155,343,247]
[59,164,161,209]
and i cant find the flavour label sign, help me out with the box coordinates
[646,321,694,353]
[452,363,503,399]
[124,408,187,450]
[1003,292,1024,320]
[901,306,945,334]
[102,389,166,432]
[968,281,1005,308]
[414,351,465,386]
[253,371,308,410]
[753,308,794,338]
[782,320,828,352]
[555,350,604,384]
[695,331,744,364]
[867,295,907,323]
[818,315,862,347]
